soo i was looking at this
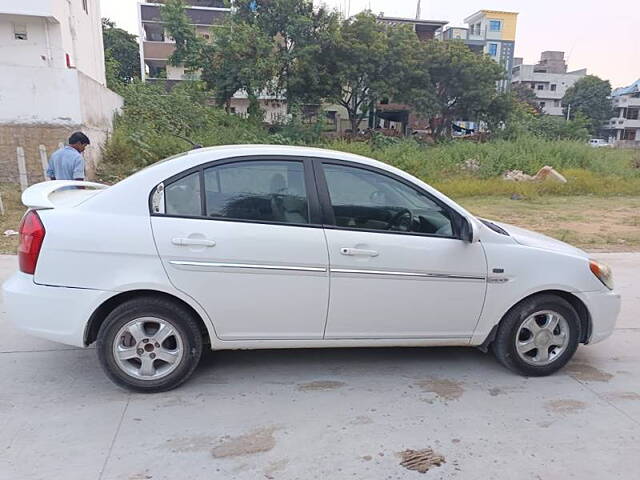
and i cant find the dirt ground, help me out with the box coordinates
[460,195,640,251]
[1,181,639,253]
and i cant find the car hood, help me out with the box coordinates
[489,220,589,258]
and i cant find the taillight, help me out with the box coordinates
[18,210,46,274]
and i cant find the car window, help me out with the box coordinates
[323,164,454,236]
[204,161,309,224]
[164,172,202,217]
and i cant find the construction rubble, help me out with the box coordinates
[502,165,567,183]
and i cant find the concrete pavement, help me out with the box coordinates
[0,253,638,480]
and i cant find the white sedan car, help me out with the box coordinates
[2,146,620,392]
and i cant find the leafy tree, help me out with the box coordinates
[327,13,389,133]
[413,40,505,139]
[233,0,341,108]
[563,75,612,134]
[160,0,203,68]
[102,18,140,89]
[162,0,276,120]
[320,13,429,133]
[511,83,542,114]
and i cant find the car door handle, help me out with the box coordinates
[172,237,216,247]
[340,247,379,257]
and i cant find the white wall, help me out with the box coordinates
[0,64,121,127]
[77,71,123,128]
[0,0,57,19]
[0,14,65,68]
[167,64,185,80]
[0,0,106,85]
[0,65,83,124]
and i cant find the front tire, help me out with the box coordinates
[97,297,203,392]
[493,294,581,377]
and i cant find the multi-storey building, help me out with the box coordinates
[511,51,587,116]
[377,16,448,41]
[138,0,228,86]
[138,0,286,122]
[437,10,518,92]
[0,0,122,186]
[605,79,640,145]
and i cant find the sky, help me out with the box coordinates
[100,0,639,88]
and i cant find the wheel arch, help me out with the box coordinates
[84,290,212,347]
[479,289,592,352]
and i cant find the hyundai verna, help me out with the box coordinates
[2,146,620,392]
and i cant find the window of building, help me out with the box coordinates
[539,102,546,108]
[322,164,454,236]
[530,84,536,89]
[82,0,88,13]
[550,84,557,91]
[537,84,545,90]
[627,109,640,120]
[204,161,309,224]
[13,24,27,40]
[488,43,498,57]
[554,100,561,107]
[489,20,502,32]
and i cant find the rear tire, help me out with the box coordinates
[493,294,581,377]
[97,297,203,392]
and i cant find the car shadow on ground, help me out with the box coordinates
[191,345,507,384]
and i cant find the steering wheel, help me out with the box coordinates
[389,208,413,232]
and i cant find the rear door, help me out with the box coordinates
[151,157,329,340]
[316,161,487,340]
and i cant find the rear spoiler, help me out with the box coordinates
[22,180,108,209]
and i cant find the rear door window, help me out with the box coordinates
[203,161,309,224]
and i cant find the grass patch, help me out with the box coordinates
[0,184,25,255]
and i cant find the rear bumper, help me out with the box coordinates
[2,272,109,348]
[576,289,621,344]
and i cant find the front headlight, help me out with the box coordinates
[589,260,614,290]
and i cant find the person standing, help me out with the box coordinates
[46,132,90,181]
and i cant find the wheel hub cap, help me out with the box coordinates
[113,317,184,380]
[515,310,569,366]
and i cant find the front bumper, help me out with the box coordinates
[575,288,621,344]
[2,272,109,348]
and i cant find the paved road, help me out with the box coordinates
[0,253,638,480]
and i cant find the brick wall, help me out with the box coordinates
[0,124,81,185]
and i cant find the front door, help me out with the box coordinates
[151,158,329,340]
[317,162,487,339]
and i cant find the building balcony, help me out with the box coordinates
[606,118,640,129]
[613,96,640,108]
[0,0,59,21]
[140,4,229,25]
[143,41,176,60]
[144,0,226,7]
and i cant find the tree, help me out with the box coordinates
[327,13,389,133]
[162,0,277,120]
[232,0,342,108]
[160,0,203,69]
[414,40,505,139]
[320,13,430,133]
[102,18,140,89]
[511,83,542,114]
[200,20,278,119]
[563,75,612,134]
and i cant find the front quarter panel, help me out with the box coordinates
[471,240,608,345]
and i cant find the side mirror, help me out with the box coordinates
[461,217,479,243]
